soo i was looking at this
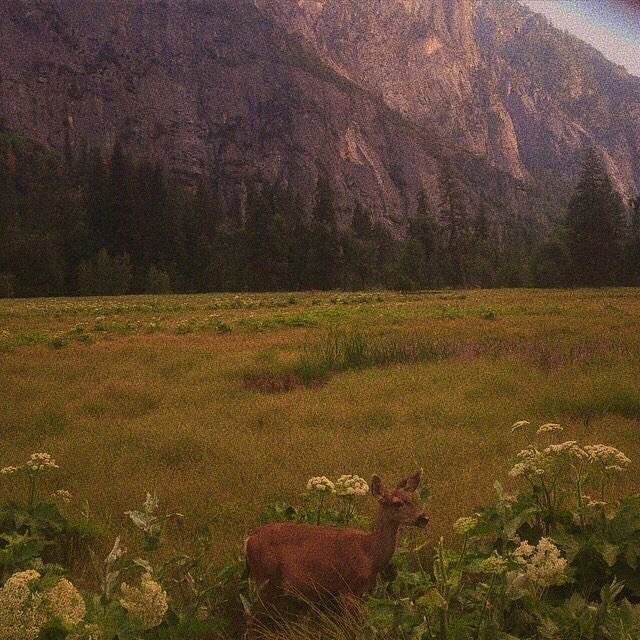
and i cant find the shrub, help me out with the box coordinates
[77,249,132,296]
[146,265,172,294]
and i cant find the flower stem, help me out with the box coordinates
[316,494,325,525]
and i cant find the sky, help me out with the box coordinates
[519,0,640,76]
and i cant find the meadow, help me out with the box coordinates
[1,287,640,570]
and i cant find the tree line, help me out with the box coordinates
[0,132,638,297]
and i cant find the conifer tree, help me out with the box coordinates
[565,148,626,286]
[307,175,341,289]
[342,202,377,289]
[438,163,471,287]
[624,195,640,285]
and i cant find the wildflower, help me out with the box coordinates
[537,423,563,434]
[509,445,545,477]
[508,462,528,478]
[512,538,567,588]
[543,441,588,460]
[583,444,631,469]
[26,453,59,472]
[0,467,19,475]
[453,515,478,535]
[510,441,587,479]
[119,573,168,629]
[510,420,530,432]
[479,552,507,575]
[306,476,336,494]
[0,570,46,640]
[335,475,369,496]
[44,578,85,626]
[53,489,72,504]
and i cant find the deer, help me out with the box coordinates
[244,470,429,618]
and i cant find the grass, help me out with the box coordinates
[1,288,640,566]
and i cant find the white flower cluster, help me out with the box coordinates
[0,571,86,639]
[0,467,18,475]
[509,441,587,478]
[583,444,631,473]
[537,423,563,434]
[1,452,60,477]
[335,475,369,497]
[44,578,86,626]
[512,538,567,588]
[119,573,168,630]
[26,453,59,472]
[0,570,45,640]
[510,439,631,480]
[479,552,508,575]
[53,489,72,504]
[306,476,336,494]
[453,515,479,535]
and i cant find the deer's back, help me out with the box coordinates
[246,522,375,596]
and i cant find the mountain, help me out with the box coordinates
[0,0,638,229]
[259,0,640,194]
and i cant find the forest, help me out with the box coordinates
[1,130,639,298]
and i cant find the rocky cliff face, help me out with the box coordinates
[0,0,638,229]
[259,0,640,195]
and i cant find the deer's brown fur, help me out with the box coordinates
[245,471,428,607]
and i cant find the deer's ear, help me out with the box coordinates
[397,469,422,493]
[370,475,384,500]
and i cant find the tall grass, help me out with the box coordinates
[1,288,640,566]
[293,329,445,384]
[255,595,367,640]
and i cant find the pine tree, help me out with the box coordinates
[468,200,496,287]
[307,175,341,289]
[438,163,471,287]
[244,186,289,291]
[565,148,626,286]
[342,202,377,289]
[624,195,640,285]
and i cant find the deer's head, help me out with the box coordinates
[370,470,429,528]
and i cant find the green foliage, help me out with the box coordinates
[530,229,572,288]
[8,128,636,299]
[565,149,627,287]
[0,426,639,638]
[357,430,640,640]
[77,249,133,296]
[146,266,172,294]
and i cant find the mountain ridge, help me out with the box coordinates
[0,0,638,230]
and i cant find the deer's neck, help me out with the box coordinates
[369,510,400,572]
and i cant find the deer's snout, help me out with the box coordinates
[414,513,430,528]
